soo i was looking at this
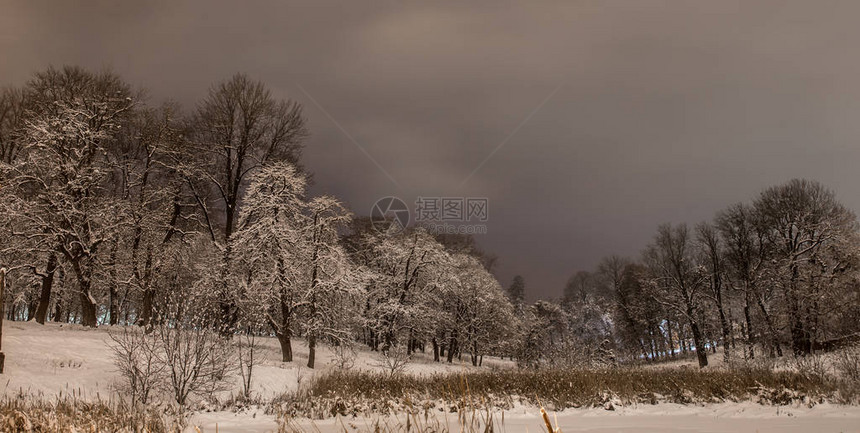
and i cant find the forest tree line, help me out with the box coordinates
[0,66,514,369]
[515,178,860,368]
[0,66,858,369]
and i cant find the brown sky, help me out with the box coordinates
[3,0,859,300]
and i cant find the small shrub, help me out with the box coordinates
[792,354,830,382]
[728,354,777,375]
[834,345,860,382]
[107,327,166,405]
[156,323,235,407]
[374,346,412,378]
[331,343,357,370]
[235,328,266,399]
[108,323,235,408]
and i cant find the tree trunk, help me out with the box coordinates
[139,286,154,327]
[381,326,395,352]
[369,329,378,351]
[134,244,155,328]
[729,317,737,349]
[108,289,119,326]
[79,289,98,328]
[471,341,478,366]
[716,298,731,363]
[447,331,458,363]
[744,292,755,360]
[756,297,783,357]
[218,244,238,335]
[0,268,6,373]
[108,239,119,326]
[27,290,39,321]
[270,274,294,362]
[67,255,98,328]
[432,338,440,362]
[53,299,63,324]
[665,319,675,358]
[648,329,660,361]
[787,263,809,356]
[307,335,316,369]
[306,227,320,370]
[680,323,688,355]
[407,329,414,355]
[277,330,293,362]
[73,267,98,328]
[689,317,708,368]
[789,291,810,356]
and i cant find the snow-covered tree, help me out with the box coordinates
[361,228,450,352]
[233,163,364,367]
[232,162,307,361]
[299,196,364,368]
[753,179,859,355]
[0,86,25,164]
[445,254,516,366]
[715,203,778,358]
[105,103,187,327]
[182,74,308,333]
[1,67,134,327]
[506,275,525,307]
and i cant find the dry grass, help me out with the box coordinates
[0,394,178,432]
[271,366,844,420]
[280,405,502,433]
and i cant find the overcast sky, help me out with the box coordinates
[3,0,859,300]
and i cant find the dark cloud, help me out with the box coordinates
[3,0,859,299]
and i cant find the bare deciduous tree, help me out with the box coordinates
[696,222,732,363]
[644,224,709,368]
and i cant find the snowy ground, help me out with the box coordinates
[191,402,860,433]
[3,320,860,433]
[0,320,512,401]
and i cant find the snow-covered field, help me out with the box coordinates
[3,320,860,433]
[191,402,860,433]
[0,320,511,401]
